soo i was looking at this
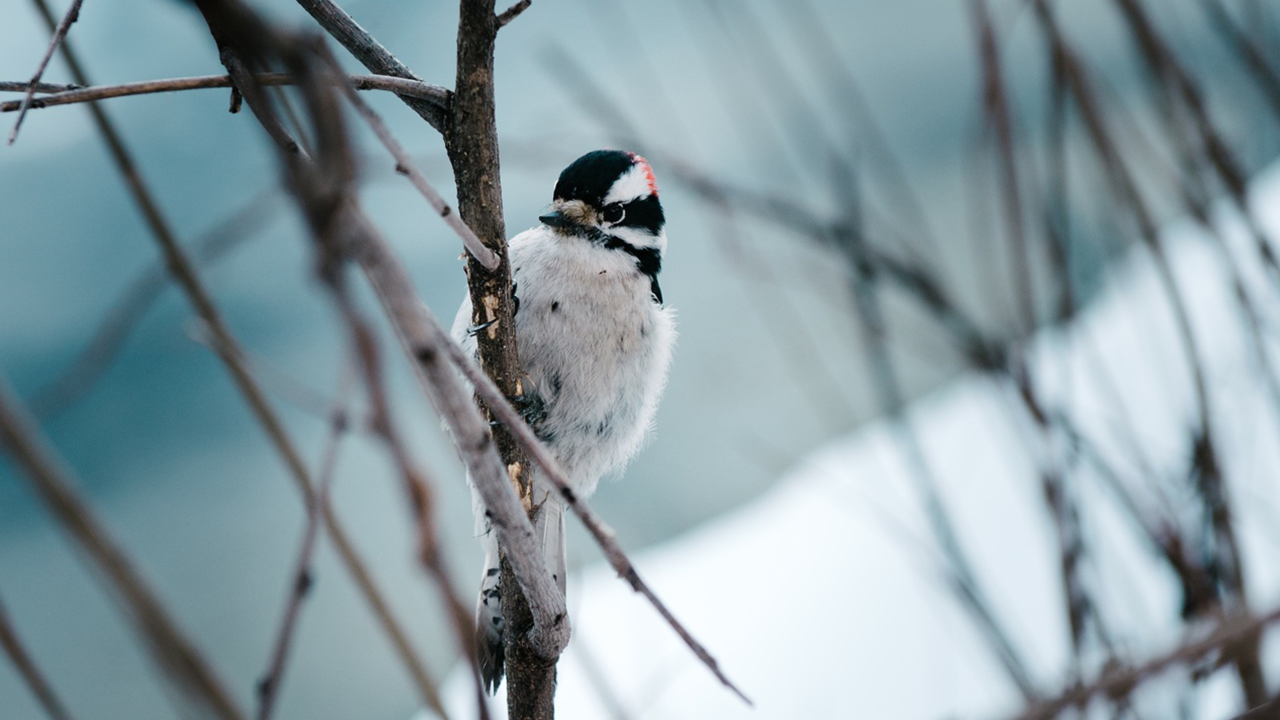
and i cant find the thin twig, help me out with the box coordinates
[495,0,531,30]
[8,0,84,144]
[0,72,449,113]
[30,191,278,418]
[331,70,499,269]
[971,0,1036,331]
[1005,607,1280,720]
[0,80,79,93]
[255,377,350,720]
[0,591,76,720]
[0,372,245,720]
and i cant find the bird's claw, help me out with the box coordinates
[511,387,548,428]
[466,318,498,336]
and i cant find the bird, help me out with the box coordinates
[451,149,676,692]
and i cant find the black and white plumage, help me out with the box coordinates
[451,150,676,691]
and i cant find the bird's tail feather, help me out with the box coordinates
[473,482,568,694]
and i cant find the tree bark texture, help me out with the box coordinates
[444,1,559,718]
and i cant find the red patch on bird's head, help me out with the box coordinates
[628,152,659,196]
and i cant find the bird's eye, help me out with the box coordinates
[601,204,625,225]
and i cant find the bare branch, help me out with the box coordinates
[256,381,350,720]
[1005,608,1280,720]
[495,0,531,30]
[0,591,76,720]
[0,80,79,93]
[31,192,277,418]
[8,0,84,144]
[332,71,499,269]
[0,73,449,113]
[0,372,245,720]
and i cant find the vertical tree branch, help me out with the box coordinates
[445,1,561,717]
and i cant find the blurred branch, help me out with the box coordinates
[1230,694,1280,720]
[0,73,450,113]
[8,0,83,144]
[545,47,1001,371]
[23,0,450,709]
[255,377,351,720]
[971,0,1035,331]
[30,192,277,419]
[836,186,1036,698]
[1111,0,1280,295]
[1005,607,1280,720]
[0,372,245,720]
[0,591,76,720]
[1034,0,1262,702]
[1197,0,1280,124]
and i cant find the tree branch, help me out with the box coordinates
[0,80,80,94]
[255,380,350,720]
[495,0,531,30]
[8,0,83,144]
[1006,608,1280,720]
[0,73,448,113]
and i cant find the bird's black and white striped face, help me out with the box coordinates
[538,150,666,253]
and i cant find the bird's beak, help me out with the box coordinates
[539,210,571,228]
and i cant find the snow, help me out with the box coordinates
[427,162,1280,720]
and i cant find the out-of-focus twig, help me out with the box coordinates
[30,192,278,419]
[1005,607,1280,720]
[1035,0,1262,704]
[0,591,76,720]
[8,0,84,144]
[255,375,351,720]
[971,0,1035,331]
[1197,0,1280,124]
[0,372,245,720]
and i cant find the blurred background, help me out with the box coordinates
[4,0,1280,718]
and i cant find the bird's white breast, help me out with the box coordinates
[507,225,675,495]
